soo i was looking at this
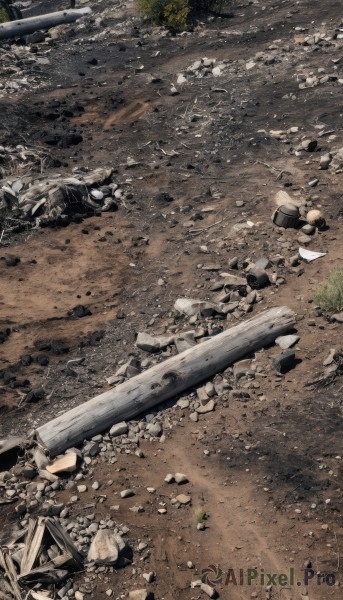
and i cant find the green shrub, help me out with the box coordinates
[136,0,189,31]
[0,7,10,23]
[136,0,227,31]
[315,267,343,312]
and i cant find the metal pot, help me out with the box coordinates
[246,268,270,289]
[272,203,300,228]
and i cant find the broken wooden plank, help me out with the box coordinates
[0,8,92,40]
[20,517,45,575]
[45,518,83,569]
[36,306,296,456]
[0,548,22,600]
[0,436,27,457]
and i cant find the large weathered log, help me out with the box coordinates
[36,306,295,456]
[0,8,91,40]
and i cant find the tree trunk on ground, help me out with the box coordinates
[36,306,296,456]
[0,8,91,40]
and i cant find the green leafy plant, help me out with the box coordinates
[315,267,343,312]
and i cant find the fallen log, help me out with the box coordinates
[36,306,295,455]
[0,8,91,40]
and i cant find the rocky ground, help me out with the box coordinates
[0,1,342,600]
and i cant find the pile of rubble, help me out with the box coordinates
[0,163,121,238]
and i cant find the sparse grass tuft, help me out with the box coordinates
[315,267,343,312]
[194,506,206,524]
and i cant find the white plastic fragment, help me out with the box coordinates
[299,247,326,261]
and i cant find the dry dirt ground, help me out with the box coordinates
[0,1,342,599]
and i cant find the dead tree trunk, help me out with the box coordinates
[0,8,91,40]
[36,306,295,456]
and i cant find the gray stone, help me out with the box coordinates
[196,387,209,402]
[297,234,312,246]
[175,494,191,505]
[87,530,126,565]
[136,332,160,352]
[110,422,128,437]
[136,332,173,352]
[201,582,217,598]
[205,382,216,397]
[147,422,162,437]
[177,399,190,409]
[143,572,155,583]
[174,331,196,353]
[174,473,188,484]
[129,505,145,513]
[228,256,238,269]
[245,290,257,305]
[301,224,315,235]
[129,591,151,600]
[275,335,300,349]
[83,441,100,457]
[120,489,135,498]
[272,350,297,374]
[196,400,215,414]
[319,153,332,170]
[174,298,222,318]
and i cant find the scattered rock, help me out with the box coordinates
[120,489,135,498]
[196,399,215,414]
[174,473,188,485]
[87,530,126,565]
[175,494,191,505]
[136,332,173,352]
[73,304,92,318]
[201,582,217,598]
[147,422,163,437]
[319,153,332,170]
[332,313,343,323]
[143,572,155,583]
[301,224,315,235]
[272,350,297,374]
[110,422,129,437]
[275,335,300,349]
[129,590,152,600]
[46,452,78,474]
[5,256,20,267]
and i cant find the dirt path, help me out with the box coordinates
[0,1,342,599]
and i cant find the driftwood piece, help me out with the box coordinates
[0,436,27,457]
[0,517,84,594]
[0,8,92,40]
[0,549,22,600]
[36,306,296,456]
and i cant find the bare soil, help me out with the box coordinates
[0,1,342,599]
